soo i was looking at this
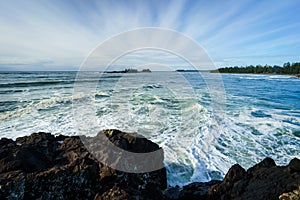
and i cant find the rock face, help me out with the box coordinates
[0,130,166,199]
[205,157,300,200]
[0,130,300,200]
[164,157,300,200]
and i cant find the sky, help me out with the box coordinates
[0,0,300,71]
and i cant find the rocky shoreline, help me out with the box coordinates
[0,130,299,200]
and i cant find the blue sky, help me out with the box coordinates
[0,0,300,70]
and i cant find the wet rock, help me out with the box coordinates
[207,157,300,200]
[289,158,300,172]
[94,186,130,200]
[178,180,221,200]
[279,186,300,200]
[1,131,299,200]
[0,130,166,199]
[163,186,181,199]
[247,157,276,174]
[224,164,246,183]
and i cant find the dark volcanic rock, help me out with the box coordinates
[94,186,130,200]
[0,130,166,199]
[207,157,300,200]
[164,180,222,200]
[164,157,300,200]
[279,186,300,200]
[1,130,299,200]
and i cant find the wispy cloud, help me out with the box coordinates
[0,0,299,70]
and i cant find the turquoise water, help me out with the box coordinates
[0,71,299,186]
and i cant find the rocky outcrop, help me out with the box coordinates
[0,130,299,200]
[205,157,300,200]
[0,130,166,199]
[168,157,300,200]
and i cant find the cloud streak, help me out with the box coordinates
[0,0,299,70]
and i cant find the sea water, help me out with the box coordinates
[0,71,299,186]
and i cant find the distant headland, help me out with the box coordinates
[211,62,300,77]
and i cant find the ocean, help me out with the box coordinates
[0,71,299,186]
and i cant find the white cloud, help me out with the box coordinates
[0,0,299,70]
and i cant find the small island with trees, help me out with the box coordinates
[105,68,151,73]
[211,62,300,77]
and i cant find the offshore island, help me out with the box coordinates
[105,68,151,73]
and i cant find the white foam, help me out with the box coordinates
[1,72,300,187]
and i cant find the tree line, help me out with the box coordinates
[213,62,300,74]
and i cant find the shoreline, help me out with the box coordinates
[210,72,300,79]
[210,71,300,76]
[1,130,299,199]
